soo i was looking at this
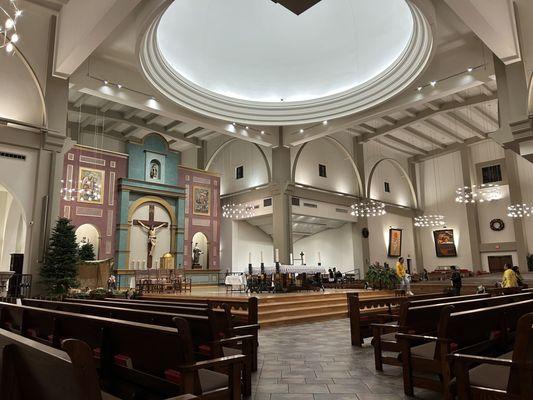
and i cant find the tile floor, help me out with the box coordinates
[253,319,442,400]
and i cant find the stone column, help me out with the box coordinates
[504,150,528,272]
[460,145,483,272]
[353,138,370,273]
[271,128,293,264]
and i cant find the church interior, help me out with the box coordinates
[1,0,533,399]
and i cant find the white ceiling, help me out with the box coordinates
[157,0,414,103]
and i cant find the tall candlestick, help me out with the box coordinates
[248,252,252,265]
[318,252,321,264]
[289,253,293,265]
[275,248,279,263]
[260,251,264,263]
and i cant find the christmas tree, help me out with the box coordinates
[79,242,96,261]
[40,218,79,296]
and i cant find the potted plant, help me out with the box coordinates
[365,264,399,290]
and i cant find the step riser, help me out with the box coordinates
[260,312,348,327]
[261,305,347,319]
[259,299,347,310]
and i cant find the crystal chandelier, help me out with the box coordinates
[455,183,502,204]
[414,214,446,227]
[60,179,102,202]
[222,203,256,219]
[0,0,22,53]
[507,203,533,218]
[350,199,386,217]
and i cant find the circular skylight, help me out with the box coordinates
[140,0,433,125]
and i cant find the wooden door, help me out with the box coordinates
[487,255,513,273]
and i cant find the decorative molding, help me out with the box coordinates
[139,2,433,125]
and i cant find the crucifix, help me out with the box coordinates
[132,204,169,269]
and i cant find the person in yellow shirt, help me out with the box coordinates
[396,257,413,295]
[502,263,518,288]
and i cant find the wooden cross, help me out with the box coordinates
[132,204,169,269]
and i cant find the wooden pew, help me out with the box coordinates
[452,312,533,400]
[22,298,254,397]
[347,292,461,346]
[64,297,260,372]
[371,292,530,371]
[397,299,533,399]
[0,302,244,400]
[0,329,110,400]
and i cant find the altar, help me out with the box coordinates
[249,265,327,274]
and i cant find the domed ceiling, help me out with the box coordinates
[140,0,433,125]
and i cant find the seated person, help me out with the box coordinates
[502,263,518,288]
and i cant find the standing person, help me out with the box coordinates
[396,257,413,295]
[450,266,462,296]
[502,263,518,288]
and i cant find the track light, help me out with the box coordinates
[117,83,123,89]
[323,120,328,125]
[103,80,109,85]
[417,86,423,91]
[299,128,304,133]
[467,67,473,73]
[430,81,437,87]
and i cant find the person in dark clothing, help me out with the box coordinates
[450,265,462,296]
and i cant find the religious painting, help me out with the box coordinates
[149,159,161,180]
[433,229,457,257]
[193,186,211,216]
[77,167,105,204]
[388,228,402,258]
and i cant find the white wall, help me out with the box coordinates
[367,213,417,271]
[208,140,270,195]
[221,220,274,272]
[516,155,533,255]
[417,151,473,270]
[292,137,360,195]
[293,223,359,272]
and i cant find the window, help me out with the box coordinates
[235,165,244,180]
[318,164,327,177]
[263,198,272,207]
[291,197,300,206]
[481,164,502,184]
[384,182,390,193]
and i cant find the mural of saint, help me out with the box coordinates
[149,160,160,180]
[78,167,104,204]
[193,186,211,216]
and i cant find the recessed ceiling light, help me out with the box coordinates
[261,130,265,134]
[323,120,328,125]
[104,80,109,85]
[417,86,423,91]
[467,67,473,72]
[117,83,123,89]
[299,129,304,133]
[245,126,249,130]
[232,122,236,126]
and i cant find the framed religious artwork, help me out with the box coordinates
[388,228,402,258]
[433,229,458,257]
[77,167,105,204]
[192,186,211,216]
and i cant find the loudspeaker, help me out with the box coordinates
[10,253,23,275]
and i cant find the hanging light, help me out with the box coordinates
[455,183,502,204]
[0,0,22,53]
[222,203,256,219]
[350,199,386,218]
[507,203,533,218]
[414,214,445,227]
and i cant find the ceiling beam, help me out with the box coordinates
[165,120,183,131]
[402,126,446,148]
[410,137,486,163]
[361,93,497,142]
[73,93,88,108]
[68,121,124,141]
[100,101,115,113]
[384,134,428,154]
[375,138,419,156]
[471,105,499,128]
[103,120,120,132]
[441,112,487,138]
[425,102,440,111]
[184,127,205,138]
[144,113,160,124]
[422,118,465,143]
[68,103,200,147]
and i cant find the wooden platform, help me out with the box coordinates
[143,288,396,327]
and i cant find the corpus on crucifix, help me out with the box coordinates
[132,204,169,269]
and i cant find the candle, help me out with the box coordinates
[318,252,321,263]
[248,252,252,265]
[275,248,279,263]
[290,253,293,265]
[260,251,264,263]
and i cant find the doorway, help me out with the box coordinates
[487,255,513,273]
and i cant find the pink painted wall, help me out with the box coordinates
[59,145,128,259]
[179,167,221,270]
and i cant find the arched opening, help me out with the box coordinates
[292,136,363,196]
[191,232,209,269]
[367,158,418,208]
[75,223,100,259]
[0,183,27,270]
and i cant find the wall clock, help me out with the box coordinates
[490,219,505,232]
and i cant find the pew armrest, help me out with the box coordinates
[396,333,448,344]
[178,354,246,372]
[216,334,254,346]
[233,324,260,334]
[371,323,399,331]
[451,353,514,368]
[165,395,198,400]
